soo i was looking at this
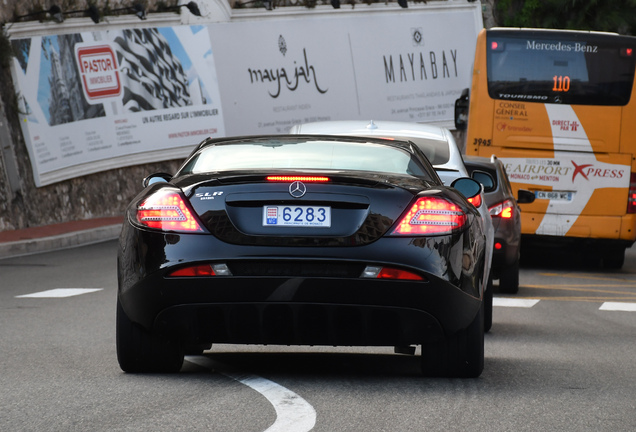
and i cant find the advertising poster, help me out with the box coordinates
[349,10,479,124]
[11,25,224,186]
[209,18,359,136]
[209,9,480,136]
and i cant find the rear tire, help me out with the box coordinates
[498,258,519,294]
[421,302,484,378]
[484,275,493,333]
[116,298,184,373]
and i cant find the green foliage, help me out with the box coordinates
[494,0,636,34]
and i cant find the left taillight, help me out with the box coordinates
[489,199,514,219]
[136,190,203,232]
[392,196,467,235]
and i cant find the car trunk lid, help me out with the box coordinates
[182,172,430,246]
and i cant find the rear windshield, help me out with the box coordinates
[402,138,450,166]
[359,135,451,165]
[487,30,636,106]
[179,138,435,180]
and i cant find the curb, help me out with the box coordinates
[0,224,122,260]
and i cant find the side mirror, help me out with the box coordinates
[472,170,496,193]
[143,172,172,188]
[454,88,470,131]
[451,177,482,200]
[517,189,536,204]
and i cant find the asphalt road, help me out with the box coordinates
[1,240,636,431]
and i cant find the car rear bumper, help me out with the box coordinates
[118,224,484,347]
[119,274,481,346]
[491,235,520,271]
[490,216,521,272]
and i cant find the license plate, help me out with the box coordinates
[263,206,331,227]
[535,191,573,201]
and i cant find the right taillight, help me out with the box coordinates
[628,173,636,214]
[392,196,467,235]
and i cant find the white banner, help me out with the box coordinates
[211,9,480,136]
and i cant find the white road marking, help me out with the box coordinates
[15,288,103,298]
[493,297,540,308]
[186,356,316,432]
[599,302,636,312]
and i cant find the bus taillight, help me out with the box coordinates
[628,173,636,214]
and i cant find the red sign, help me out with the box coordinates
[76,45,121,101]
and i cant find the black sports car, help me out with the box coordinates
[117,135,488,377]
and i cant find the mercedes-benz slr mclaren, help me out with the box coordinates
[117,135,488,377]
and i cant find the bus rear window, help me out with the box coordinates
[486,31,636,106]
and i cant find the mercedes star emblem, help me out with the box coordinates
[289,181,307,198]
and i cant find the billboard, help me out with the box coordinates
[10,7,482,186]
[11,26,224,186]
[212,9,481,136]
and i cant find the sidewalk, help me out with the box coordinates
[0,216,123,260]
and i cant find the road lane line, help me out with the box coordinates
[15,288,103,298]
[493,298,540,308]
[186,356,317,432]
[539,272,636,283]
[522,284,636,297]
[599,302,636,312]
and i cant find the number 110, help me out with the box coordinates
[552,75,571,92]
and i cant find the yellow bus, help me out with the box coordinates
[455,28,636,268]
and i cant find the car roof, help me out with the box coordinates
[289,120,467,175]
[463,155,505,179]
[291,120,448,141]
[200,133,416,150]
[463,155,499,167]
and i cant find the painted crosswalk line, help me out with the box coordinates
[15,288,103,298]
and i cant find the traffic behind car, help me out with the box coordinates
[463,155,535,294]
[117,134,488,377]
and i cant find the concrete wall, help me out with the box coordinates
[0,0,186,24]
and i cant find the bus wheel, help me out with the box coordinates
[602,247,625,269]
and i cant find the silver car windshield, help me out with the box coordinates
[181,139,432,178]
